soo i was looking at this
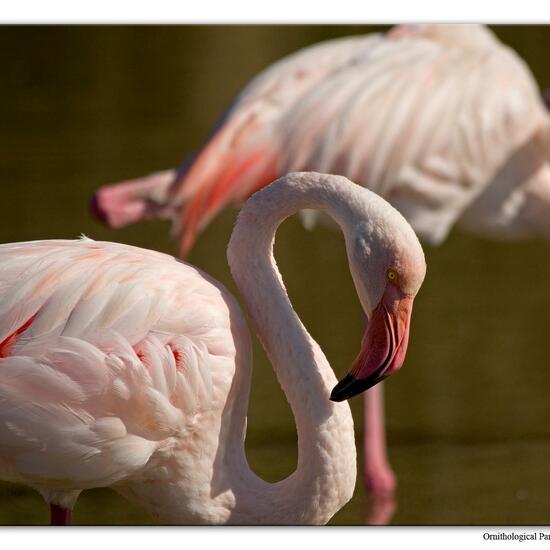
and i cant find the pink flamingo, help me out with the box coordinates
[92,24,546,496]
[0,173,426,525]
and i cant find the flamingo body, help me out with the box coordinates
[0,173,426,524]
[94,24,550,254]
[0,239,241,521]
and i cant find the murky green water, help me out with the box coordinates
[1,25,550,525]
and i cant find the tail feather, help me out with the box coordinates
[91,169,176,229]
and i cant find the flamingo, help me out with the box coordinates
[91,24,550,497]
[0,173,425,525]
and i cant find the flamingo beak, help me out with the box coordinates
[330,284,414,402]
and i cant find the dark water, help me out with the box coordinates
[1,25,550,525]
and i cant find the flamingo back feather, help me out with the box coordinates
[0,239,240,495]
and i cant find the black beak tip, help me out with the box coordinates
[329,384,348,402]
[330,372,385,402]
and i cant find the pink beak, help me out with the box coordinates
[330,284,414,402]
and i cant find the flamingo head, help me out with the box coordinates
[330,200,426,402]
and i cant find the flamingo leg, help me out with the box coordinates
[50,504,72,525]
[363,382,396,495]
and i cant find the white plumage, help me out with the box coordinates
[0,240,226,508]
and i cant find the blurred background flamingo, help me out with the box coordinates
[93,24,550,254]
[0,174,426,524]
[91,24,550,498]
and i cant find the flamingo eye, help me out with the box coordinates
[387,269,397,281]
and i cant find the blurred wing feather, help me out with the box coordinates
[273,27,548,243]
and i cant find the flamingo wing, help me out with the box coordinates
[274,25,549,244]
[167,32,386,254]
[0,239,238,491]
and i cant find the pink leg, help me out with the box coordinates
[363,382,396,495]
[50,504,72,525]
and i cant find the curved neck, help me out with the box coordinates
[224,173,358,524]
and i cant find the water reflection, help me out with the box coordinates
[0,25,550,525]
[365,495,397,526]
